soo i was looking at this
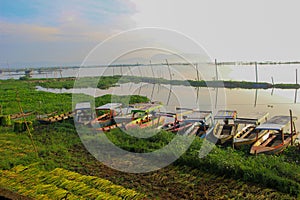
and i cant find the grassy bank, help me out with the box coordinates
[18,75,300,90]
[1,78,300,199]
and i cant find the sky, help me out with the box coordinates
[1,0,300,68]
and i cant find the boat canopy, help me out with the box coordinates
[75,102,91,110]
[131,104,162,114]
[255,115,297,131]
[185,110,212,122]
[157,110,193,118]
[235,112,269,125]
[214,110,237,120]
[95,103,122,110]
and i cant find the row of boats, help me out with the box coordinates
[73,102,299,155]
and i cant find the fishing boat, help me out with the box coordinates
[159,108,193,132]
[74,102,94,125]
[160,108,214,137]
[250,114,298,155]
[37,111,74,124]
[94,105,135,132]
[124,103,165,130]
[11,111,35,119]
[208,110,238,144]
[90,103,123,128]
[233,112,269,147]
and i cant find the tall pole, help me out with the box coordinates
[16,90,38,157]
[150,61,155,78]
[166,59,172,81]
[196,63,200,81]
[254,89,258,107]
[255,62,258,83]
[215,59,218,81]
[296,69,298,85]
[290,109,294,146]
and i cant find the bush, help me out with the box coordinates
[0,115,12,126]
[13,121,34,132]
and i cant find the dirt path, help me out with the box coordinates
[0,188,33,200]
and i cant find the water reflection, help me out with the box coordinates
[36,83,300,127]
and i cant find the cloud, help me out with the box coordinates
[0,0,137,66]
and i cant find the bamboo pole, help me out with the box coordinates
[296,69,298,85]
[290,109,294,145]
[254,89,258,107]
[150,61,155,78]
[196,63,200,81]
[215,59,218,81]
[137,62,143,77]
[166,59,172,80]
[16,90,39,158]
[255,62,258,83]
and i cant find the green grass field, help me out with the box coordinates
[1,78,300,199]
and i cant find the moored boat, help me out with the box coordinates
[173,108,214,137]
[90,103,123,128]
[208,110,238,144]
[38,111,74,124]
[250,115,298,155]
[233,112,269,147]
[124,103,165,130]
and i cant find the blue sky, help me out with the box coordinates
[1,0,300,68]
[0,0,136,67]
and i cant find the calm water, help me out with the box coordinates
[3,64,299,126]
[1,63,299,83]
[36,81,300,128]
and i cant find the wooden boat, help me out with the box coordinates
[208,110,238,144]
[38,111,73,124]
[160,108,214,137]
[233,112,269,147]
[11,111,35,119]
[124,103,165,130]
[90,103,123,128]
[94,105,135,132]
[159,109,193,133]
[250,115,298,155]
[74,102,94,125]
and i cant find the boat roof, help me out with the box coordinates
[235,112,269,125]
[214,110,237,120]
[131,103,162,113]
[75,102,91,110]
[95,103,122,110]
[158,110,193,118]
[185,110,212,121]
[255,115,297,131]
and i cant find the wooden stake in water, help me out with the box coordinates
[215,59,218,81]
[196,63,200,81]
[165,59,172,105]
[296,69,298,85]
[166,59,172,81]
[290,109,294,146]
[150,60,155,78]
[254,89,258,107]
[255,62,258,83]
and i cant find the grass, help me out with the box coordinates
[1,77,300,199]
[7,75,300,90]
[0,164,145,199]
